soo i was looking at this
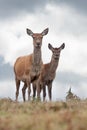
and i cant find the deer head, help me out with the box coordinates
[48,43,65,60]
[26,28,49,49]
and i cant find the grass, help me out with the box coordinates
[0,98,87,130]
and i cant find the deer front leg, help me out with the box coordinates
[37,81,41,101]
[22,82,27,102]
[26,79,31,101]
[32,82,36,100]
[15,78,20,102]
[47,82,52,101]
[43,85,46,101]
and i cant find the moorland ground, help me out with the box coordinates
[0,98,87,130]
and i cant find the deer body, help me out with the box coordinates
[14,53,42,83]
[33,43,65,101]
[14,28,49,101]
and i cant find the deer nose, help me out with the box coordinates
[37,42,40,46]
[55,54,58,56]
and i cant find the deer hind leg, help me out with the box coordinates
[22,82,27,102]
[47,82,52,101]
[15,78,20,102]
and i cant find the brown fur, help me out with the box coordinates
[33,43,65,101]
[14,28,49,101]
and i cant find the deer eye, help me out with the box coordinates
[32,36,35,39]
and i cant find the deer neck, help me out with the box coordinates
[33,47,42,66]
[50,57,59,73]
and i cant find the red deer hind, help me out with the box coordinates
[33,43,65,101]
[14,28,49,101]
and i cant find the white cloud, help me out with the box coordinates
[0,80,15,99]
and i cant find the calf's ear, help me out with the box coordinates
[48,43,53,50]
[60,43,65,49]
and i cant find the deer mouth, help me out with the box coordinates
[36,44,41,49]
[54,57,59,60]
[54,55,59,60]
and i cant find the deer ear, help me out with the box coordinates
[41,28,49,36]
[26,28,33,36]
[60,43,65,49]
[48,43,53,50]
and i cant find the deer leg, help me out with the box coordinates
[28,85,31,101]
[32,83,36,100]
[43,85,46,101]
[48,82,52,101]
[22,82,27,102]
[26,80,31,101]
[15,78,20,102]
[37,81,41,101]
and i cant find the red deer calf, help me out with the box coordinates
[33,43,65,101]
[14,28,49,101]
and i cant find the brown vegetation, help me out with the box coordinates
[66,87,80,101]
[0,98,87,130]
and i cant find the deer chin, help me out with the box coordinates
[54,56,59,60]
[35,45,41,49]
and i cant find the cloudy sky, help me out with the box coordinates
[0,0,87,101]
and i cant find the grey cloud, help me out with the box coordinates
[0,56,14,80]
[0,0,87,20]
[0,0,48,19]
[56,71,87,86]
[51,0,87,15]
